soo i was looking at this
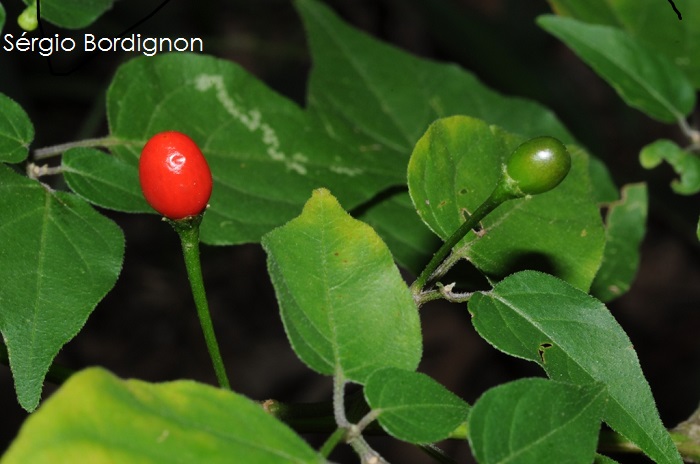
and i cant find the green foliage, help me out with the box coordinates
[0,3,5,33]
[298,0,575,148]
[0,166,124,411]
[364,367,469,444]
[468,271,682,463]
[591,184,648,302]
[102,53,397,245]
[407,116,605,290]
[588,157,620,204]
[545,0,700,245]
[63,147,150,211]
[296,0,609,275]
[594,455,621,464]
[609,0,700,87]
[640,140,700,195]
[550,0,700,88]
[0,0,696,462]
[359,191,441,274]
[2,368,323,463]
[546,0,620,26]
[538,15,696,123]
[24,0,114,29]
[468,378,605,464]
[0,93,34,164]
[262,189,421,384]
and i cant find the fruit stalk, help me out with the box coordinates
[172,216,231,390]
[410,183,511,301]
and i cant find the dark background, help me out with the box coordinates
[1,1,698,462]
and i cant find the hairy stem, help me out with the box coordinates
[355,409,381,434]
[26,163,64,179]
[33,136,121,160]
[333,370,350,427]
[678,117,700,149]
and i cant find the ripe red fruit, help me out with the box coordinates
[139,131,213,220]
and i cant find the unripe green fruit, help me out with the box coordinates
[503,136,571,196]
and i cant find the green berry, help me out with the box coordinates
[502,136,571,196]
[18,3,38,32]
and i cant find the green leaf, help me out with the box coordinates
[27,0,114,29]
[407,116,605,291]
[105,53,397,245]
[298,0,576,156]
[62,147,150,212]
[296,0,593,272]
[468,378,605,464]
[538,15,696,123]
[640,139,700,195]
[364,367,469,444]
[0,167,124,411]
[547,0,621,26]
[2,368,323,464]
[356,189,439,274]
[591,184,648,302]
[606,0,700,88]
[595,454,621,464]
[548,0,700,88]
[588,156,620,204]
[468,271,682,464]
[261,189,421,384]
[0,3,5,34]
[0,166,124,412]
[0,93,34,164]
[359,152,617,280]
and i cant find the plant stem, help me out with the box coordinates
[33,136,122,160]
[598,428,700,462]
[348,435,388,463]
[410,183,513,300]
[355,409,381,434]
[333,370,350,427]
[671,431,700,463]
[678,117,700,149]
[26,163,64,179]
[170,216,231,390]
[598,429,642,454]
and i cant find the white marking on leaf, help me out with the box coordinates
[330,166,364,177]
[194,74,308,175]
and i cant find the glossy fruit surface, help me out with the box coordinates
[139,131,213,220]
[503,136,571,196]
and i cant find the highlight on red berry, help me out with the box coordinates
[139,131,213,220]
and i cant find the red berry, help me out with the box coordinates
[139,131,213,220]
